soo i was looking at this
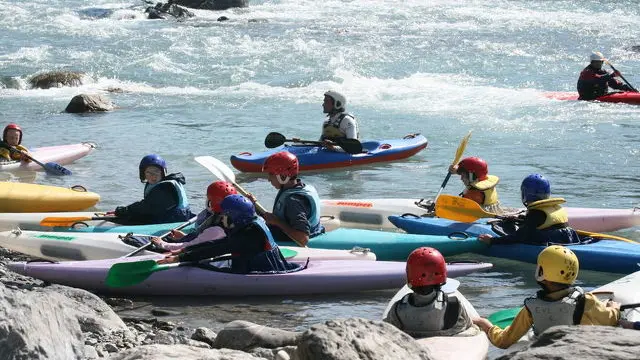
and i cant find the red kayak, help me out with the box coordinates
[543,91,640,104]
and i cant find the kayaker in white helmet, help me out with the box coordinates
[577,52,634,100]
[473,246,620,349]
[319,90,359,151]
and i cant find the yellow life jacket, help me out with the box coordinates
[468,175,499,206]
[321,113,356,140]
[526,198,568,230]
[0,144,29,161]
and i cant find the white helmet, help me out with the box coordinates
[324,90,346,110]
[590,52,605,62]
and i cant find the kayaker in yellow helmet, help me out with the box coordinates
[478,174,581,246]
[319,90,359,151]
[384,247,473,337]
[473,246,620,349]
[448,156,506,214]
[0,123,31,162]
[577,52,635,100]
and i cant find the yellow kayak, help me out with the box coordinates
[0,182,100,212]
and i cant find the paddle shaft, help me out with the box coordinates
[121,217,197,258]
[433,131,471,204]
[607,62,638,93]
[0,140,70,175]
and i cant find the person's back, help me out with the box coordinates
[577,52,633,100]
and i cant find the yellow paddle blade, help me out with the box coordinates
[434,194,496,223]
[40,216,93,227]
[452,131,472,165]
[576,230,638,245]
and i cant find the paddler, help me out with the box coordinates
[157,194,300,274]
[0,123,31,162]
[384,247,474,337]
[473,246,621,349]
[577,52,635,100]
[478,173,581,245]
[448,156,506,214]
[248,151,324,247]
[318,90,359,151]
[109,154,195,225]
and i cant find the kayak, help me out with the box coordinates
[230,134,428,172]
[0,142,96,172]
[0,183,100,212]
[5,255,491,296]
[543,91,640,105]
[0,229,376,262]
[321,198,640,233]
[382,283,488,360]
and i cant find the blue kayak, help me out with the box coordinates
[388,215,640,274]
[230,134,428,172]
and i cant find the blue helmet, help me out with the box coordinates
[221,194,256,226]
[521,173,551,205]
[139,154,167,181]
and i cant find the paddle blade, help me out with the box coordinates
[487,307,521,329]
[280,248,297,259]
[43,162,72,176]
[194,156,236,183]
[105,260,166,288]
[575,230,638,244]
[264,132,286,148]
[335,138,363,154]
[435,194,494,222]
[453,131,472,165]
[40,216,93,227]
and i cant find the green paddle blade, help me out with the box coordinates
[487,307,521,329]
[105,260,173,288]
[280,248,298,259]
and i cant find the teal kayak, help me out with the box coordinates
[62,222,194,236]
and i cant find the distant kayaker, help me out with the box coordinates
[577,52,634,100]
[157,194,300,274]
[448,156,506,214]
[109,154,195,225]
[477,173,580,246]
[473,246,620,349]
[384,247,474,337]
[319,90,359,151]
[250,151,324,247]
[0,123,31,162]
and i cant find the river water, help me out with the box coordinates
[1,0,639,357]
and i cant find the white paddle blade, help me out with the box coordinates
[194,156,236,183]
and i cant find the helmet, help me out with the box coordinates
[457,157,488,181]
[406,247,447,288]
[262,151,299,178]
[324,90,347,111]
[590,52,605,62]
[206,181,237,213]
[535,245,579,284]
[138,154,167,181]
[3,123,23,145]
[521,173,551,205]
[220,194,256,226]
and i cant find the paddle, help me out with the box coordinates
[40,215,118,227]
[0,140,72,176]
[120,216,198,258]
[433,131,472,203]
[194,156,308,248]
[264,132,363,154]
[435,194,638,244]
[595,51,639,93]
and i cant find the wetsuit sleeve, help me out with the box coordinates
[490,210,546,245]
[283,195,312,235]
[116,182,179,221]
[486,307,533,349]
[178,235,235,262]
[579,293,620,325]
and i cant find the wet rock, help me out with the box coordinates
[146,2,195,19]
[173,0,248,10]
[496,325,640,360]
[295,318,433,360]
[29,71,86,89]
[214,320,301,351]
[217,16,229,21]
[251,346,297,360]
[104,343,119,353]
[191,327,217,347]
[105,297,134,307]
[110,344,269,359]
[65,93,115,113]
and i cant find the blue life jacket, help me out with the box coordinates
[144,179,193,223]
[272,184,324,238]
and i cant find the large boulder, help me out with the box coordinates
[496,325,640,360]
[65,93,115,113]
[173,0,248,10]
[29,71,86,89]
[110,344,270,360]
[295,318,433,360]
[146,2,195,19]
[214,320,301,351]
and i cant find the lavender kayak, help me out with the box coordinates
[0,142,96,172]
[7,256,493,296]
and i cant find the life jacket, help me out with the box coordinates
[526,198,568,230]
[0,144,29,161]
[273,183,324,238]
[144,179,190,210]
[388,291,471,338]
[321,113,357,141]
[463,175,499,206]
[524,287,585,336]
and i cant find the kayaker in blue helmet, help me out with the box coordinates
[577,52,634,100]
[384,247,473,337]
[251,151,324,247]
[110,154,195,225]
[0,123,31,162]
[478,173,580,246]
[157,194,300,274]
[473,246,620,349]
[319,90,359,151]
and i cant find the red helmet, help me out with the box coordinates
[3,123,23,145]
[206,181,238,213]
[262,151,299,177]
[457,157,488,181]
[406,247,447,288]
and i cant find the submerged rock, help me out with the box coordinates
[65,93,115,113]
[29,71,86,89]
[146,2,195,19]
[110,344,269,359]
[173,0,248,10]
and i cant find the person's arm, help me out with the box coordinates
[580,293,620,326]
[490,210,545,245]
[178,235,235,262]
[474,307,533,349]
[264,195,311,246]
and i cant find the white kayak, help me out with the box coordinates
[0,142,96,172]
[0,229,376,262]
[381,281,489,360]
[321,198,640,233]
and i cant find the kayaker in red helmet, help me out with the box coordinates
[319,90,359,151]
[0,123,31,162]
[448,156,506,214]
[577,52,634,100]
[249,151,324,247]
[384,247,473,337]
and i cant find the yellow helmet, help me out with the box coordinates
[535,245,579,284]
